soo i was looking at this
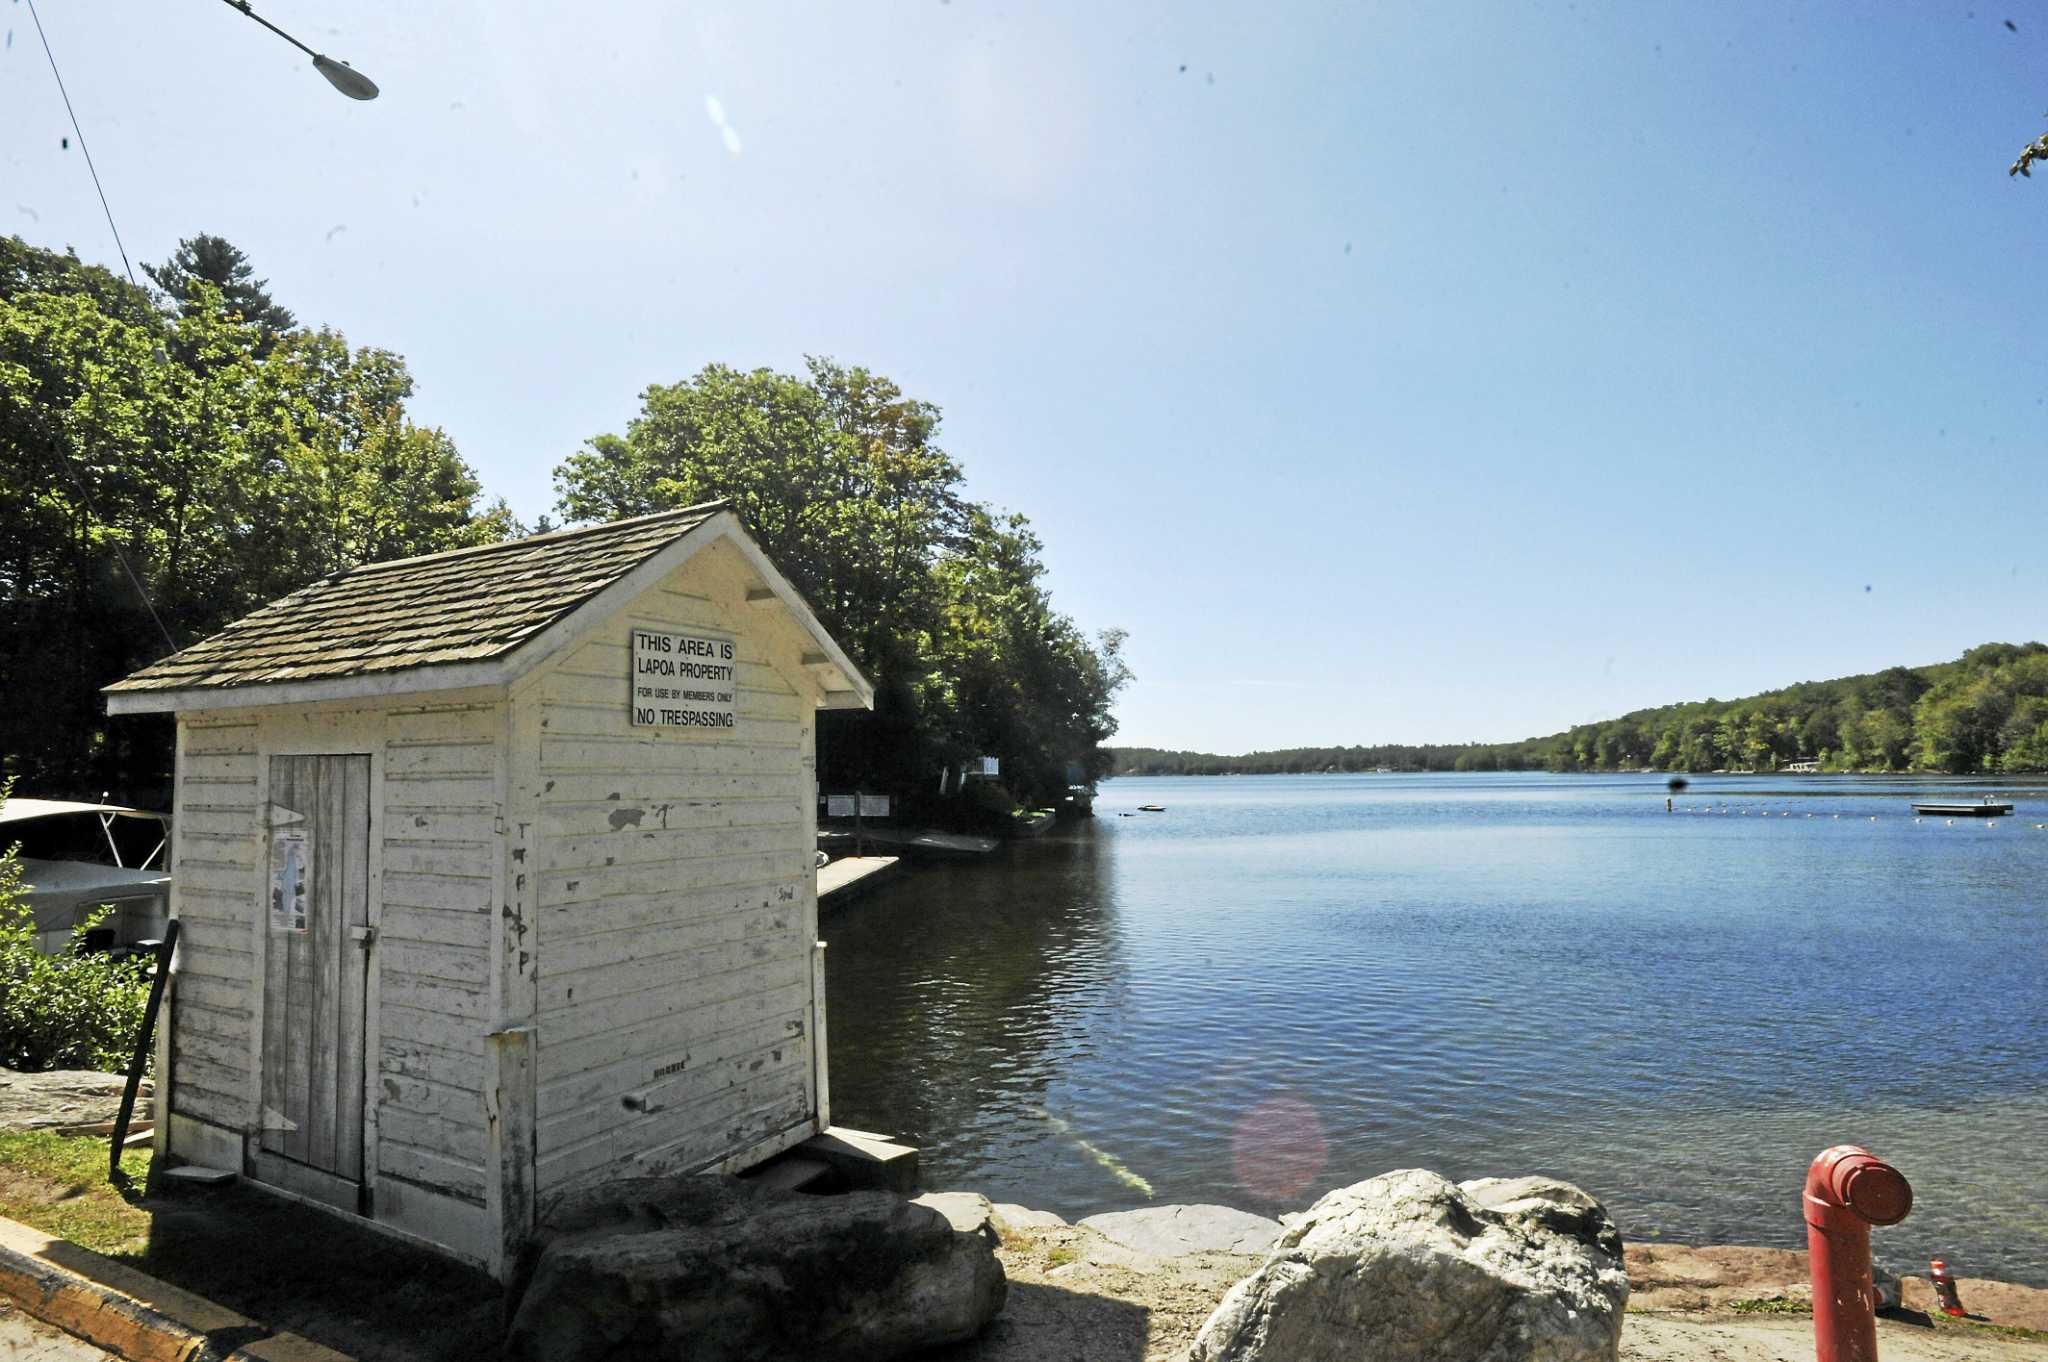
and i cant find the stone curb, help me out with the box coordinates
[0,1214,350,1362]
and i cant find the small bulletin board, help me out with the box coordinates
[269,828,311,934]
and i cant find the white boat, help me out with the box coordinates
[2,798,171,954]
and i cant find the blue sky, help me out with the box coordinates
[5,2,2042,751]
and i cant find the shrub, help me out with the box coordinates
[0,844,152,1073]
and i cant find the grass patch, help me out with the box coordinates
[1046,1243,1080,1268]
[1727,1297,1812,1316]
[0,1133,499,1360]
[0,1129,153,1254]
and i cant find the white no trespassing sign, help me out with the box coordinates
[630,628,739,730]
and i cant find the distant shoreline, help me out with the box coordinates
[1103,768,2048,782]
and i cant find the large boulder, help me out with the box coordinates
[1188,1170,1629,1362]
[991,1202,1068,1233]
[505,1175,1006,1362]
[914,1191,999,1247]
[0,1068,148,1131]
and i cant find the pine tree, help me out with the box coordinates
[144,234,296,337]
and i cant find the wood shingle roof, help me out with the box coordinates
[106,503,727,697]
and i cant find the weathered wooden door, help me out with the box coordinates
[260,755,371,1194]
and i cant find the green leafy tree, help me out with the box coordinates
[557,359,966,669]
[555,359,1128,805]
[1,233,515,797]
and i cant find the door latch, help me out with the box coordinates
[348,925,376,949]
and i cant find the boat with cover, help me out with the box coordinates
[2,798,171,953]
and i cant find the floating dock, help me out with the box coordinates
[1911,801,2013,817]
[818,855,903,908]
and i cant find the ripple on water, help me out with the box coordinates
[824,774,2048,1283]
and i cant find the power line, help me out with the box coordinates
[24,0,139,290]
[23,0,178,654]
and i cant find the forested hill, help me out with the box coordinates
[1109,641,2048,777]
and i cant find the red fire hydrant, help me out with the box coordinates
[1805,1145,1913,1362]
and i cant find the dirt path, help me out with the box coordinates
[1624,1312,2045,1362]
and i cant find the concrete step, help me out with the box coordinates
[798,1127,919,1194]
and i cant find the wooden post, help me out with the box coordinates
[812,940,830,1130]
[486,1023,536,1282]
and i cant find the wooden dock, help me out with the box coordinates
[818,855,903,908]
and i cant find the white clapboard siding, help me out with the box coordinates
[540,851,809,909]
[540,955,811,1062]
[540,927,807,1017]
[382,1035,484,1091]
[535,773,799,808]
[541,822,803,875]
[170,719,259,1129]
[524,560,818,1196]
[539,1068,812,1190]
[537,1007,806,1131]
[536,1026,810,1161]
[372,701,499,1205]
[542,884,802,963]
[538,795,803,841]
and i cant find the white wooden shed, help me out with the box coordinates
[104,503,871,1274]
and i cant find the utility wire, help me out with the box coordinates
[24,0,138,290]
[23,0,180,654]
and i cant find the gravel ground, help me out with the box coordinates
[1623,1312,2046,1362]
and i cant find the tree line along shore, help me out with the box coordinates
[1112,641,2048,777]
[3,232,1129,817]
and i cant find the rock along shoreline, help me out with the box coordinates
[910,1188,2048,1362]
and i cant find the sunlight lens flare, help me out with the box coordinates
[1233,1094,1328,1203]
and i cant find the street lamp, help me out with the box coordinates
[216,0,379,100]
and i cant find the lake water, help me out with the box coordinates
[823,773,2048,1285]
